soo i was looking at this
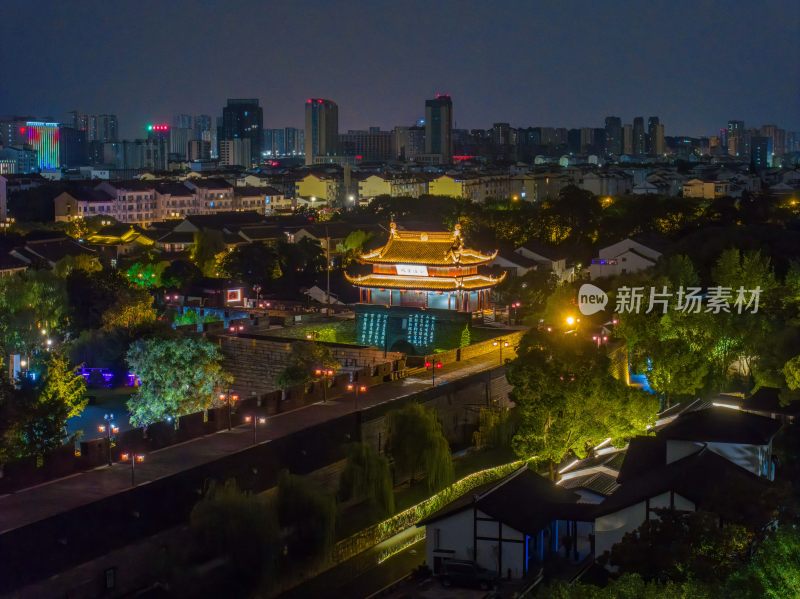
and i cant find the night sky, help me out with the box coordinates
[1,0,797,138]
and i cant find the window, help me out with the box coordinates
[434,528,441,549]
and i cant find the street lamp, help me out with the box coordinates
[346,383,367,410]
[120,452,145,487]
[591,334,609,348]
[219,392,239,430]
[510,301,522,325]
[243,414,267,444]
[565,315,576,327]
[492,339,510,364]
[97,413,120,467]
[314,368,335,403]
[424,360,443,387]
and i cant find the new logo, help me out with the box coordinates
[578,283,608,315]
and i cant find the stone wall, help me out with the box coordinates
[210,332,405,395]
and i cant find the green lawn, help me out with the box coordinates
[268,319,506,351]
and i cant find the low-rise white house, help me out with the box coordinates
[593,445,769,559]
[419,467,594,579]
[588,237,663,280]
[515,241,573,282]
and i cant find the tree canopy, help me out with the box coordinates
[507,329,657,478]
[126,337,231,427]
[384,402,454,492]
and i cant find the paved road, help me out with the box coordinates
[0,348,515,536]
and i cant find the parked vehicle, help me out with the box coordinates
[439,560,497,590]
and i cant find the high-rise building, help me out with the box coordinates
[632,117,645,156]
[220,99,263,165]
[393,126,425,161]
[622,124,633,155]
[59,126,87,167]
[579,128,594,153]
[170,127,193,159]
[174,114,193,129]
[23,122,60,170]
[750,136,773,169]
[425,94,453,163]
[264,127,305,157]
[188,140,211,161]
[760,125,785,157]
[219,138,252,168]
[604,116,622,156]
[647,117,663,156]
[727,120,745,157]
[304,98,339,164]
[339,127,394,161]
[69,112,118,142]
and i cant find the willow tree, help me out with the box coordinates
[384,402,454,492]
[338,442,395,515]
[277,470,337,563]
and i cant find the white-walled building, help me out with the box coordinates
[588,237,663,280]
[419,467,595,579]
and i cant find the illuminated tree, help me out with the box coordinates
[126,337,231,427]
[276,341,339,389]
[53,254,102,278]
[384,402,454,492]
[125,261,169,288]
[38,350,87,419]
[101,287,157,332]
[507,329,657,479]
[0,270,68,355]
[190,229,227,276]
[336,229,374,266]
[727,528,800,599]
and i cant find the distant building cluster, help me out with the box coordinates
[1,97,799,225]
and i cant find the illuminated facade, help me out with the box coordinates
[23,122,60,170]
[347,223,504,353]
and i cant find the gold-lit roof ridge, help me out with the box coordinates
[345,271,506,291]
[358,222,497,266]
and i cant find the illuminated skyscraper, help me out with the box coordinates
[632,117,645,156]
[604,116,622,156]
[304,98,339,164]
[221,99,263,165]
[23,122,60,170]
[425,94,453,163]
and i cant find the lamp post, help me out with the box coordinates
[424,360,443,387]
[492,339,510,365]
[346,383,367,410]
[510,301,522,325]
[97,413,120,467]
[243,415,267,444]
[219,391,239,430]
[314,368,335,403]
[120,452,145,487]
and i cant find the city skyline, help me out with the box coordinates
[1,0,797,138]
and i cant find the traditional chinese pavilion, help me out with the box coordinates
[346,223,504,353]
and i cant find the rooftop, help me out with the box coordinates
[345,272,505,291]
[359,223,497,266]
[657,407,782,445]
